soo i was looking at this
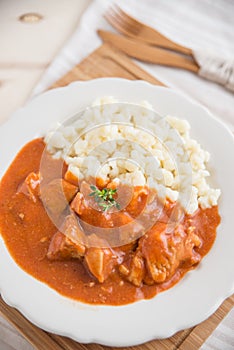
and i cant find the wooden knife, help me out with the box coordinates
[97,30,199,73]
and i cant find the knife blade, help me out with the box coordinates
[97,30,199,73]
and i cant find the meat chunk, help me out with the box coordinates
[71,181,144,246]
[71,190,115,230]
[47,214,86,260]
[117,217,144,247]
[119,251,145,287]
[71,181,109,221]
[85,235,120,283]
[17,172,41,202]
[85,248,117,283]
[70,192,85,216]
[125,186,148,218]
[64,168,79,186]
[177,226,201,266]
[139,223,173,283]
[135,189,169,230]
[41,178,78,216]
[139,222,201,284]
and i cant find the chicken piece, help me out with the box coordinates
[71,190,115,229]
[70,192,84,215]
[85,248,117,283]
[139,222,174,283]
[41,178,78,216]
[163,200,185,225]
[64,169,79,186]
[117,216,144,247]
[177,226,201,266]
[17,172,41,202]
[116,241,138,254]
[135,189,169,232]
[47,214,86,260]
[119,251,145,287]
[71,181,145,247]
[95,177,109,189]
[106,180,118,190]
[71,180,118,220]
[71,181,101,218]
[139,222,201,284]
[85,235,120,283]
[125,186,148,218]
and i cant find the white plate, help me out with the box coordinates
[0,78,234,347]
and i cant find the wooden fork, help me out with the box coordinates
[104,5,193,56]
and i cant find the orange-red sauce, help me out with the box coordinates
[0,139,221,305]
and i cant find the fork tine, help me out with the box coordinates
[104,10,130,35]
[104,13,129,35]
[114,9,140,35]
[113,5,141,31]
[104,11,128,35]
[105,6,140,36]
[104,5,192,56]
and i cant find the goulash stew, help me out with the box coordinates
[0,139,220,305]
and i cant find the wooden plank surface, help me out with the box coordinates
[50,43,164,89]
[0,43,233,350]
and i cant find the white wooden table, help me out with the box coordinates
[0,0,90,124]
[0,2,91,348]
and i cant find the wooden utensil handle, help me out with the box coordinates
[98,30,199,73]
[132,29,193,56]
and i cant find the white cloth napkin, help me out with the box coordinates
[33,0,234,132]
[193,49,234,92]
[200,307,234,350]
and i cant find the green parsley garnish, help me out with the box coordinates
[89,185,120,212]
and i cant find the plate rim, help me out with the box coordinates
[0,78,234,347]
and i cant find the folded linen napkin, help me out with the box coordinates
[193,50,234,92]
